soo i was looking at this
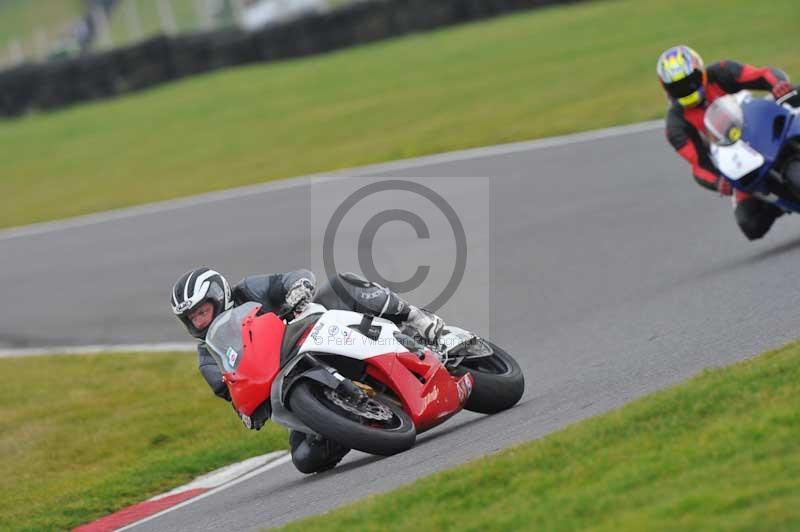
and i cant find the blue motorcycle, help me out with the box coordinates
[706,91,800,212]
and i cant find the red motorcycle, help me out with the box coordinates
[204,302,524,456]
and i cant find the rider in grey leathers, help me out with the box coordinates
[171,267,444,474]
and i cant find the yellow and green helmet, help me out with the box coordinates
[657,45,707,108]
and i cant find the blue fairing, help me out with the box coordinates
[741,98,797,177]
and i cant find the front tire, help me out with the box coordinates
[288,380,416,456]
[450,340,524,414]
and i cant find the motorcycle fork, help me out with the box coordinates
[281,353,365,405]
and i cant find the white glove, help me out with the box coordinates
[285,278,315,313]
[406,306,445,343]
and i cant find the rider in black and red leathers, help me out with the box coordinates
[658,45,800,240]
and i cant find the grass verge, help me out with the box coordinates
[0,0,81,55]
[279,342,800,531]
[0,0,351,55]
[1,0,798,228]
[0,352,286,532]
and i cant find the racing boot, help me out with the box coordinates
[289,430,350,474]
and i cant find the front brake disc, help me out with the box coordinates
[323,388,394,422]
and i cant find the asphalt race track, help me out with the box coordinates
[4,122,800,530]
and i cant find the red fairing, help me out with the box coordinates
[224,310,285,416]
[365,351,472,432]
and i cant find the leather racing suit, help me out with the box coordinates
[665,60,800,240]
[196,270,417,474]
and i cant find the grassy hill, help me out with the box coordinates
[0,0,350,59]
[0,0,81,57]
[0,351,286,532]
[4,337,798,530]
[1,0,798,228]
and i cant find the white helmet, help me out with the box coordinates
[171,267,233,338]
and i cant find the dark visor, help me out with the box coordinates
[663,70,703,99]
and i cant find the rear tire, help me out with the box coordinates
[450,340,524,414]
[288,380,416,456]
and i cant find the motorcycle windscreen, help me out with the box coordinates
[704,94,744,146]
[206,302,262,373]
[711,142,765,180]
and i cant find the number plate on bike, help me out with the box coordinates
[711,141,765,180]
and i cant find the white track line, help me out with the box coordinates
[0,120,663,242]
[0,119,664,359]
[116,452,293,532]
[149,451,288,501]
[0,342,196,358]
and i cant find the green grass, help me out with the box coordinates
[2,334,798,531]
[0,0,81,57]
[104,0,229,48]
[1,0,798,229]
[0,0,80,40]
[279,342,800,532]
[1,0,349,57]
[0,0,212,56]
[0,352,286,532]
